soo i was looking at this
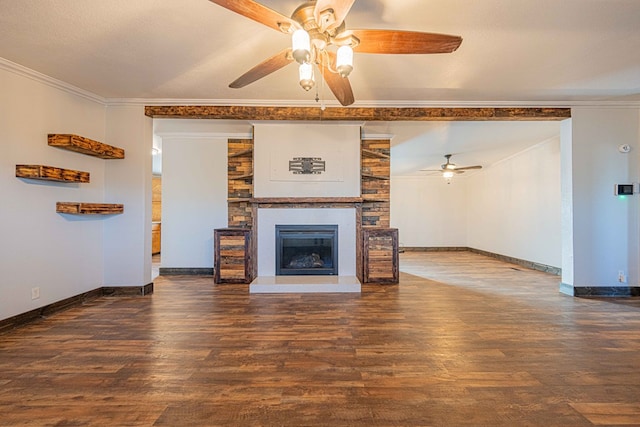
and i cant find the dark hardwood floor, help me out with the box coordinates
[1,251,639,426]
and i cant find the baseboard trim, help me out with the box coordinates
[467,248,561,276]
[0,283,154,334]
[566,285,640,297]
[159,268,214,276]
[401,246,561,276]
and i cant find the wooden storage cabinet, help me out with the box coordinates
[362,228,399,284]
[152,223,161,255]
[214,228,254,284]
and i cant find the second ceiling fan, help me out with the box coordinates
[208,0,463,106]
[421,154,483,177]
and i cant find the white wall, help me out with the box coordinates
[391,137,562,269]
[0,65,107,320]
[103,105,153,287]
[467,138,562,268]
[161,137,228,268]
[253,124,361,198]
[390,176,468,247]
[565,108,640,289]
[560,119,574,285]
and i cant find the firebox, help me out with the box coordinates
[275,225,338,276]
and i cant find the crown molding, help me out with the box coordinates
[155,132,252,139]
[2,58,638,109]
[109,98,640,109]
[0,57,106,105]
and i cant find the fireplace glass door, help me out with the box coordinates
[275,225,338,275]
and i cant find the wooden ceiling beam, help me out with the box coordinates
[144,105,571,121]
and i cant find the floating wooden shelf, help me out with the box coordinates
[361,173,390,181]
[16,165,90,183]
[228,148,253,158]
[48,134,125,159]
[361,149,390,159]
[56,202,124,215]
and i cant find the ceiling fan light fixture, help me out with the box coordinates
[299,62,315,91]
[442,171,455,179]
[292,29,311,64]
[336,45,353,78]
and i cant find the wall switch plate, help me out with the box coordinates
[31,287,40,300]
[618,271,626,283]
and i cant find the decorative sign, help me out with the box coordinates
[289,157,326,175]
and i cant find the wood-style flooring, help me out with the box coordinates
[1,251,640,426]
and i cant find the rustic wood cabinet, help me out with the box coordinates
[362,228,399,284]
[152,223,161,255]
[214,228,254,284]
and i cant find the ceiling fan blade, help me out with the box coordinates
[314,0,356,33]
[319,53,355,106]
[229,48,293,88]
[455,165,483,171]
[209,0,297,33]
[351,29,462,54]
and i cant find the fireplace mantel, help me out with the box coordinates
[250,197,363,205]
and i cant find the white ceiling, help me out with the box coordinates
[1,0,638,174]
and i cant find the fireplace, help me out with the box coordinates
[275,225,338,276]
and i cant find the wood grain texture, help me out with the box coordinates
[362,228,398,283]
[214,228,254,284]
[48,134,125,159]
[16,164,90,183]
[1,251,638,426]
[361,139,390,227]
[228,139,254,227]
[144,105,571,121]
[56,202,124,215]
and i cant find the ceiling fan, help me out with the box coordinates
[208,0,463,106]
[421,154,482,180]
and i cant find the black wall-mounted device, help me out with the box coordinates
[614,184,634,196]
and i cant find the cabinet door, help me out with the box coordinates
[363,228,399,284]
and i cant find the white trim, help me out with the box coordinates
[109,98,640,109]
[361,133,394,140]
[488,135,561,169]
[2,57,638,109]
[0,57,106,104]
[154,131,252,139]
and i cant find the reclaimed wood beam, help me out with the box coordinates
[144,106,571,121]
[48,134,125,159]
[56,202,124,215]
[16,165,90,183]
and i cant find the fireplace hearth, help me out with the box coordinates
[275,225,338,276]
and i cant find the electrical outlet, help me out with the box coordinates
[31,287,40,300]
[618,271,627,283]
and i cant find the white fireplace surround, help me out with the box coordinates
[251,207,361,293]
[256,208,357,276]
